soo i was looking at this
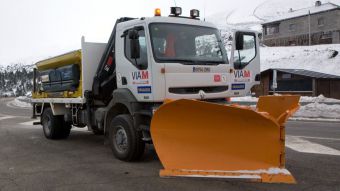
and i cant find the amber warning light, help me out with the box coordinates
[155,8,161,16]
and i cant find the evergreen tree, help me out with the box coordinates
[0,63,33,97]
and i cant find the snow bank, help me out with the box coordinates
[261,44,340,76]
[294,102,340,119]
[231,95,340,120]
[7,96,31,108]
[300,95,340,103]
[231,96,258,102]
[231,95,340,103]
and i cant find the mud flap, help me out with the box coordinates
[150,95,300,184]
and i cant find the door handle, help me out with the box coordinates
[122,77,127,85]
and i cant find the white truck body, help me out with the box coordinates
[32,16,260,105]
[30,12,264,165]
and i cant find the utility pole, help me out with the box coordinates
[308,10,311,46]
[272,70,277,94]
[203,0,206,21]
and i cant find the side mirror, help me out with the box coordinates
[128,29,139,40]
[130,39,140,59]
[129,30,140,59]
[235,32,244,50]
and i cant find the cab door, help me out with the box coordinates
[115,25,153,102]
[230,31,260,96]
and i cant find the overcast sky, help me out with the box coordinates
[0,0,332,66]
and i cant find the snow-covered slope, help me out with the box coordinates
[207,0,340,33]
[206,10,263,32]
[254,0,315,21]
[207,1,340,76]
[0,64,34,96]
[0,63,33,73]
[261,44,340,76]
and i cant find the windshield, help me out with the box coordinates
[149,23,228,65]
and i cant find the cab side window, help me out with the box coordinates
[124,28,148,69]
[234,33,256,69]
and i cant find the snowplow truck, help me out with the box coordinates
[31,8,300,184]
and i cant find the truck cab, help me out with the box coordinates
[114,15,260,103]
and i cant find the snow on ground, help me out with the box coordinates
[261,44,340,76]
[232,95,340,103]
[231,95,340,120]
[294,102,340,119]
[299,95,340,103]
[7,96,31,109]
[231,96,258,102]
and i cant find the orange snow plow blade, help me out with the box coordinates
[150,95,300,184]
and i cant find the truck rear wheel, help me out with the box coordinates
[42,108,71,139]
[92,127,104,135]
[108,114,145,161]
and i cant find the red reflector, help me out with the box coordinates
[107,56,113,66]
[214,74,221,82]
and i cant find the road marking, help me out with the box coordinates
[19,120,39,126]
[286,136,340,156]
[288,135,340,141]
[6,99,31,109]
[0,116,15,121]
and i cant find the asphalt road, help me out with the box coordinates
[0,98,339,191]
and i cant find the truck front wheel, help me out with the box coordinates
[108,114,145,161]
[41,108,71,139]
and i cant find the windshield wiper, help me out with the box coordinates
[158,58,225,65]
[158,58,200,65]
[204,61,226,65]
[178,60,202,65]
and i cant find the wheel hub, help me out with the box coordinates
[114,126,128,152]
[43,116,51,134]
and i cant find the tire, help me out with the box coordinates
[108,114,145,161]
[92,126,104,135]
[59,120,72,139]
[41,108,71,139]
